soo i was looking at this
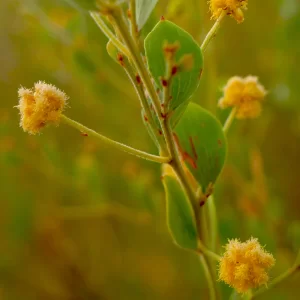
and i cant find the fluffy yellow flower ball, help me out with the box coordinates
[209,0,248,23]
[218,238,275,293]
[17,81,68,134]
[218,76,267,119]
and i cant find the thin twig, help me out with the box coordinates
[60,114,170,164]
[223,107,237,133]
[201,11,226,53]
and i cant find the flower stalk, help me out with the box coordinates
[60,114,170,164]
[223,107,237,133]
[201,11,226,53]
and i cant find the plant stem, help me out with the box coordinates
[129,0,139,43]
[251,252,300,299]
[60,114,170,164]
[201,11,226,53]
[199,255,217,300]
[122,59,167,153]
[109,8,172,155]
[207,195,218,252]
[94,7,218,299]
[223,107,237,133]
[165,119,198,210]
[198,241,221,262]
[90,12,131,58]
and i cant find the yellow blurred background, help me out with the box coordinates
[1,0,300,299]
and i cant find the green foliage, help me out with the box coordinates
[144,20,203,113]
[2,0,300,299]
[106,39,120,63]
[136,0,158,30]
[162,166,198,249]
[174,102,227,192]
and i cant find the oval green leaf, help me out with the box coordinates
[144,20,203,113]
[162,165,198,250]
[174,102,227,194]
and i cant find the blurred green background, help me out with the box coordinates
[1,0,300,299]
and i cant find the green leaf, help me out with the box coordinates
[136,0,158,30]
[162,165,198,250]
[144,20,203,113]
[174,102,227,193]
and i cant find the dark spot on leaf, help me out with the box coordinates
[161,78,168,87]
[198,68,203,79]
[161,112,167,119]
[171,66,178,76]
[117,53,124,66]
[173,133,198,169]
[189,137,198,161]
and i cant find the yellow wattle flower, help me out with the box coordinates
[218,75,267,119]
[218,237,275,293]
[209,0,248,23]
[17,81,68,134]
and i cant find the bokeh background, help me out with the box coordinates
[1,0,300,299]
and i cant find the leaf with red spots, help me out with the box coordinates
[144,20,203,120]
[174,102,227,193]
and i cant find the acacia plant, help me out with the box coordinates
[16,0,300,299]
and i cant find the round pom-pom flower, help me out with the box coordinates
[209,0,248,23]
[218,237,275,293]
[218,76,267,119]
[17,81,68,134]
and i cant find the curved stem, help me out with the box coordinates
[122,59,167,153]
[207,195,218,252]
[90,12,131,58]
[199,255,217,300]
[60,114,170,164]
[198,241,221,262]
[223,107,237,133]
[201,11,226,53]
